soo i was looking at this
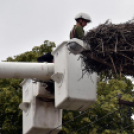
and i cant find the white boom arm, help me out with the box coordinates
[0,62,54,81]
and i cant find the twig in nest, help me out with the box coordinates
[108,54,117,76]
[115,35,118,52]
[117,52,134,62]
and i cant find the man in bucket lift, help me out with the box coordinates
[37,12,91,63]
[68,13,91,54]
[70,12,91,39]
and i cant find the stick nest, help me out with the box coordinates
[82,19,134,77]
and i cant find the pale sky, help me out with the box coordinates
[0,0,134,61]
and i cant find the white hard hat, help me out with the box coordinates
[75,12,91,22]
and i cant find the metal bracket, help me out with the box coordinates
[51,72,63,83]
[19,102,30,113]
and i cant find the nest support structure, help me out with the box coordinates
[81,20,134,77]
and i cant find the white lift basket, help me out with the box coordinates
[19,79,62,134]
[52,41,98,111]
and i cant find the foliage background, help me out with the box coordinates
[0,40,134,134]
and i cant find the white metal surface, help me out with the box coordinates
[20,79,62,134]
[67,38,90,54]
[0,62,54,81]
[52,41,97,111]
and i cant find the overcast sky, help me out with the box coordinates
[0,0,134,61]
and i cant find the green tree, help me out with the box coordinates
[0,40,56,134]
[6,40,55,62]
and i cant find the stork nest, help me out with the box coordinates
[82,19,134,77]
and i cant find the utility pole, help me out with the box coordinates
[118,94,134,133]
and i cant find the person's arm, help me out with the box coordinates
[75,26,84,39]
